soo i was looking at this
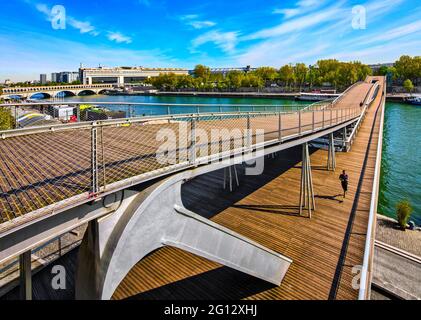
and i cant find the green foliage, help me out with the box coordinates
[396,200,413,230]
[147,60,374,91]
[254,67,278,82]
[403,79,414,93]
[0,107,15,130]
[395,55,421,82]
[193,64,211,79]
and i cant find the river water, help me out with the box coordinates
[60,95,421,224]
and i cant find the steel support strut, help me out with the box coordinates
[19,250,32,300]
[223,165,239,192]
[327,133,336,171]
[299,143,315,218]
[91,126,99,195]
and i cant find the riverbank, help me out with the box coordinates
[376,214,421,257]
[107,90,414,102]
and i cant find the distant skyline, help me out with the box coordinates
[0,0,420,82]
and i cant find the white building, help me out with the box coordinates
[79,66,189,85]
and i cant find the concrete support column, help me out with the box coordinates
[327,133,336,171]
[19,250,32,300]
[299,143,315,218]
[117,76,124,86]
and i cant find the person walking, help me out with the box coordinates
[339,170,349,198]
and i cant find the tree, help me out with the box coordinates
[0,107,14,130]
[226,71,244,89]
[403,79,414,94]
[294,63,308,91]
[278,65,295,90]
[378,65,389,76]
[193,65,211,79]
[395,55,416,81]
[254,67,278,83]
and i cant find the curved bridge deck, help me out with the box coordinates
[0,82,370,231]
[111,77,384,300]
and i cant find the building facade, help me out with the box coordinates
[40,74,47,85]
[79,66,189,85]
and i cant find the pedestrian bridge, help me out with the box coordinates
[0,77,385,300]
[1,84,113,99]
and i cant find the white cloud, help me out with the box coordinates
[191,30,239,53]
[35,3,99,36]
[245,4,343,40]
[179,14,216,29]
[68,17,98,35]
[180,14,199,20]
[360,20,421,45]
[189,20,216,29]
[35,3,51,17]
[107,32,132,44]
[273,0,325,19]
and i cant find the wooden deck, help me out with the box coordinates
[111,77,384,300]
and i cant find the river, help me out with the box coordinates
[59,95,421,224]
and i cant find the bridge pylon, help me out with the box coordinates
[299,143,315,218]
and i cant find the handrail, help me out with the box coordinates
[358,78,386,300]
[345,81,379,149]
[0,105,361,225]
[332,81,363,105]
[0,107,361,139]
[0,101,308,108]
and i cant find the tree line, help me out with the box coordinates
[376,55,421,92]
[147,59,373,92]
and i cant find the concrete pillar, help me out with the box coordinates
[117,76,124,86]
[19,250,32,300]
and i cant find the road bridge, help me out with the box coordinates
[0,77,385,300]
[1,84,113,100]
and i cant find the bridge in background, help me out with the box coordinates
[1,84,113,99]
[0,77,385,300]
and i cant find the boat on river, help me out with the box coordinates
[405,96,421,105]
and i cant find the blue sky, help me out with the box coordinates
[0,0,420,81]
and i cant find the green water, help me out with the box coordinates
[59,95,420,224]
[59,94,310,115]
[379,102,421,225]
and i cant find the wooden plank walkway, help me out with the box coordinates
[111,77,384,300]
[0,88,365,227]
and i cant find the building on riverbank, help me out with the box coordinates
[79,66,189,85]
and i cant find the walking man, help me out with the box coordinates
[339,170,349,198]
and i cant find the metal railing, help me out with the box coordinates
[345,81,380,150]
[0,106,362,225]
[0,101,309,128]
[358,79,386,300]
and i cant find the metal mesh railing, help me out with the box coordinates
[0,106,362,224]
